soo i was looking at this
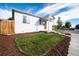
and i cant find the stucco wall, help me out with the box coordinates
[14,12,44,33]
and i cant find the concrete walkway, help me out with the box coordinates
[68,33,79,56]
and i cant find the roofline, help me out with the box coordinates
[12,9,41,18]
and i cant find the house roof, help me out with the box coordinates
[12,9,41,18]
[12,9,55,22]
[41,14,55,21]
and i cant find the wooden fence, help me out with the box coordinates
[0,20,14,35]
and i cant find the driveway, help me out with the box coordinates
[57,30,79,56]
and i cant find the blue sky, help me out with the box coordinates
[0,3,79,27]
[0,3,55,13]
[0,3,47,13]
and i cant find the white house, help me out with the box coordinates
[12,9,55,34]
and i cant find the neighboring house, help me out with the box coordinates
[0,9,55,35]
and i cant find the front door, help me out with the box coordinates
[44,21,47,31]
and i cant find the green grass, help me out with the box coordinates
[16,32,64,56]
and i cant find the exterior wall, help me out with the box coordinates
[14,12,44,34]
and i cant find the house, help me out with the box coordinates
[0,9,55,35]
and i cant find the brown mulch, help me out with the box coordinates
[46,36,71,56]
[0,34,25,56]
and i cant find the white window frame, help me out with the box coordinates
[23,15,30,24]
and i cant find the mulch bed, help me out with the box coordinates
[0,34,24,56]
[0,34,71,56]
[46,36,71,56]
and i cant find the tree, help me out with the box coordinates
[75,24,79,29]
[65,21,71,29]
[57,17,63,29]
[61,25,65,29]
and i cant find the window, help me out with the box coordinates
[23,16,27,23]
[23,16,30,24]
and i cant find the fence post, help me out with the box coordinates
[7,20,8,35]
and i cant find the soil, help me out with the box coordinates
[0,34,24,56]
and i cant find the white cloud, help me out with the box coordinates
[0,8,11,19]
[56,6,79,22]
[36,3,70,16]
[25,8,34,14]
[36,3,79,16]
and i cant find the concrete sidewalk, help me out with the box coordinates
[68,33,79,56]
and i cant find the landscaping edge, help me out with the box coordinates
[46,36,71,56]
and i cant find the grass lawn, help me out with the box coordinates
[16,32,64,56]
